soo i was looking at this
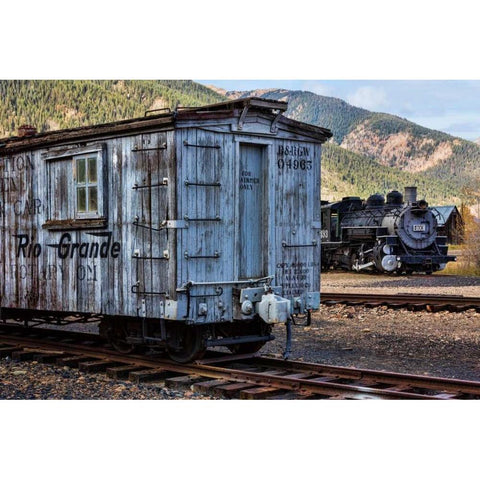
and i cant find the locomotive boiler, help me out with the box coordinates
[321,187,456,274]
[0,97,332,362]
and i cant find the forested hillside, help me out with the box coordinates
[321,143,459,204]
[0,80,224,137]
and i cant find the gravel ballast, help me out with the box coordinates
[0,359,220,400]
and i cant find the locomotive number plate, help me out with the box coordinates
[413,224,426,232]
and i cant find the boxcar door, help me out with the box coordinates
[238,144,266,279]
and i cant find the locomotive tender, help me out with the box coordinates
[0,98,331,361]
[321,187,456,274]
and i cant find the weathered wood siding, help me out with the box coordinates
[0,129,176,318]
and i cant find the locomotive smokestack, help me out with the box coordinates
[404,186,417,204]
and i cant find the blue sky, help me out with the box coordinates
[197,80,480,142]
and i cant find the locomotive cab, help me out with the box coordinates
[321,196,363,242]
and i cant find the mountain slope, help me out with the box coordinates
[322,143,459,204]
[223,87,480,203]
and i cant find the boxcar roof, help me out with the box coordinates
[0,97,332,154]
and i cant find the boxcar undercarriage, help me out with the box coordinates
[0,308,276,363]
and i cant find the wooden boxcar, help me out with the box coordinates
[0,97,332,361]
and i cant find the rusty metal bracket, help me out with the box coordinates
[183,140,220,149]
[183,215,221,222]
[290,306,312,327]
[282,241,318,248]
[184,180,221,187]
[132,143,167,152]
[184,251,220,260]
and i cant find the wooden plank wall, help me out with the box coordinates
[0,130,177,318]
[1,114,322,322]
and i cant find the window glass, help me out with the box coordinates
[88,186,98,212]
[76,158,86,184]
[88,157,97,183]
[75,155,98,215]
[77,187,87,212]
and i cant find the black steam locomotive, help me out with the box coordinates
[321,187,456,274]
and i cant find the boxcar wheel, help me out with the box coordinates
[106,325,135,354]
[167,325,206,363]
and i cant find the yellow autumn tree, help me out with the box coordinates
[455,203,480,274]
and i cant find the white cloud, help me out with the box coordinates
[346,86,389,111]
[408,112,480,140]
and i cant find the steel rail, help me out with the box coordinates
[219,356,480,396]
[0,324,478,399]
[321,292,480,311]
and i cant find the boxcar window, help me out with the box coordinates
[75,156,98,214]
[44,144,105,228]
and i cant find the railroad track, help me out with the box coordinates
[321,292,480,312]
[1,323,479,399]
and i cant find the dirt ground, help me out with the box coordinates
[262,272,480,381]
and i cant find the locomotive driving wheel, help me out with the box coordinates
[167,325,206,363]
